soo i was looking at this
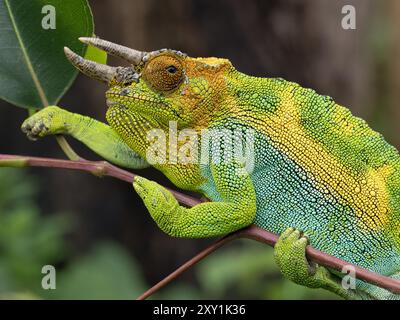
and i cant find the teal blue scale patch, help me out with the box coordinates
[199,130,400,276]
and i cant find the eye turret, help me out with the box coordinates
[142,55,184,92]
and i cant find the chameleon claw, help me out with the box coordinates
[21,106,64,141]
[274,227,330,288]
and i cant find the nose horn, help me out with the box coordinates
[64,46,118,83]
[79,37,146,65]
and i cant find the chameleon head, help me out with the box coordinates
[64,37,234,129]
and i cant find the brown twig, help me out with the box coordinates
[1,153,400,297]
[137,231,242,300]
[138,225,400,299]
[0,154,200,207]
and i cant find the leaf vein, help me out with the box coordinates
[4,0,48,107]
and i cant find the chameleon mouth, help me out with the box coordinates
[106,92,166,107]
[106,98,119,107]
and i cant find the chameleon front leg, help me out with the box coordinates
[21,106,148,169]
[133,162,257,238]
[274,227,370,300]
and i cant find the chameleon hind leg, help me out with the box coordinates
[274,227,366,300]
[133,162,257,238]
[21,106,148,169]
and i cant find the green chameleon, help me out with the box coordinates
[21,37,400,300]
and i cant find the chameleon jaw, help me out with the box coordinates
[106,92,166,109]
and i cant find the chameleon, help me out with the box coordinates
[20,37,400,300]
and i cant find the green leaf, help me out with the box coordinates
[84,39,107,65]
[0,0,94,109]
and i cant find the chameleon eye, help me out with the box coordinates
[166,65,178,74]
[142,55,184,92]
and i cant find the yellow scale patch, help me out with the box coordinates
[236,89,393,230]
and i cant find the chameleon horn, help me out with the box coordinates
[64,47,117,83]
[79,37,146,65]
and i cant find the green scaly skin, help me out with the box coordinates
[21,44,400,299]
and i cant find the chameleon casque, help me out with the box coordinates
[21,37,400,300]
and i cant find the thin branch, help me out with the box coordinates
[54,136,80,161]
[138,225,400,299]
[0,154,200,207]
[1,153,400,297]
[137,231,244,300]
[241,226,400,294]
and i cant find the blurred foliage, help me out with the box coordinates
[0,168,338,300]
[45,242,146,299]
[0,168,146,299]
[157,241,338,300]
[0,168,66,296]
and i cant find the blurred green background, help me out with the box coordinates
[0,0,399,299]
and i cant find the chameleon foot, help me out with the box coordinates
[274,227,333,289]
[21,106,65,140]
[133,176,180,235]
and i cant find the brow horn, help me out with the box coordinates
[64,47,117,83]
[79,37,146,65]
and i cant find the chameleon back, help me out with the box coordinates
[200,75,400,277]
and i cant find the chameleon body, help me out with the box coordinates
[21,38,400,299]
